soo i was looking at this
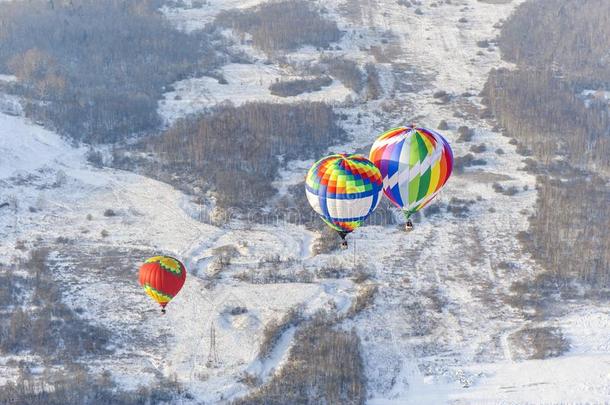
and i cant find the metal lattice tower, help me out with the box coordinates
[206,323,220,368]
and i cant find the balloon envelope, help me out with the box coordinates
[369,126,453,218]
[305,153,383,234]
[138,256,186,310]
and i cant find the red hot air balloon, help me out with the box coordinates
[138,256,186,314]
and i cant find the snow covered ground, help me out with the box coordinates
[1,0,610,403]
[0,111,359,401]
[580,89,610,108]
[159,63,353,125]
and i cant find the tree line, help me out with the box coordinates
[137,101,346,212]
[499,0,610,87]
[0,0,222,143]
[484,68,610,172]
[484,0,610,288]
[0,250,110,358]
[216,0,342,54]
[234,311,366,405]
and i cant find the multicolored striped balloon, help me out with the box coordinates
[369,126,453,219]
[138,256,186,313]
[305,153,383,236]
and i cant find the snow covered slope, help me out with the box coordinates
[159,63,353,125]
[1,0,610,403]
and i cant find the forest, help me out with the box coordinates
[484,69,610,171]
[498,0,610,87]
[216,0,343,54]
[234,311,366,405]
[483,0,610,288]
[527,174,610,288]
[138,101,346,213]
[269,76,333,97]
[0,365,187,405]
[0,0,222,143]
[0,250,109,358]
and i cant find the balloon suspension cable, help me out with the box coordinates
[352,235,357,266]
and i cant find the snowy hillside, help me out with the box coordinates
[1,0,609,404]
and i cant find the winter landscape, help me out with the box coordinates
[0,0,609,404]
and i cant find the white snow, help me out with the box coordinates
[580,89,610,108]
[0,115,81,178]
[0,113,357,402]
[159,63,354,125]
[0,74,17,83]
[2,0,610,403]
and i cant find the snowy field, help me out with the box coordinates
[1,0,610,403]
[159,63,354,125]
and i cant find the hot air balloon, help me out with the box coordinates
[138,256,186,313]
[369,126,453,231]
[305,153,383,249]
